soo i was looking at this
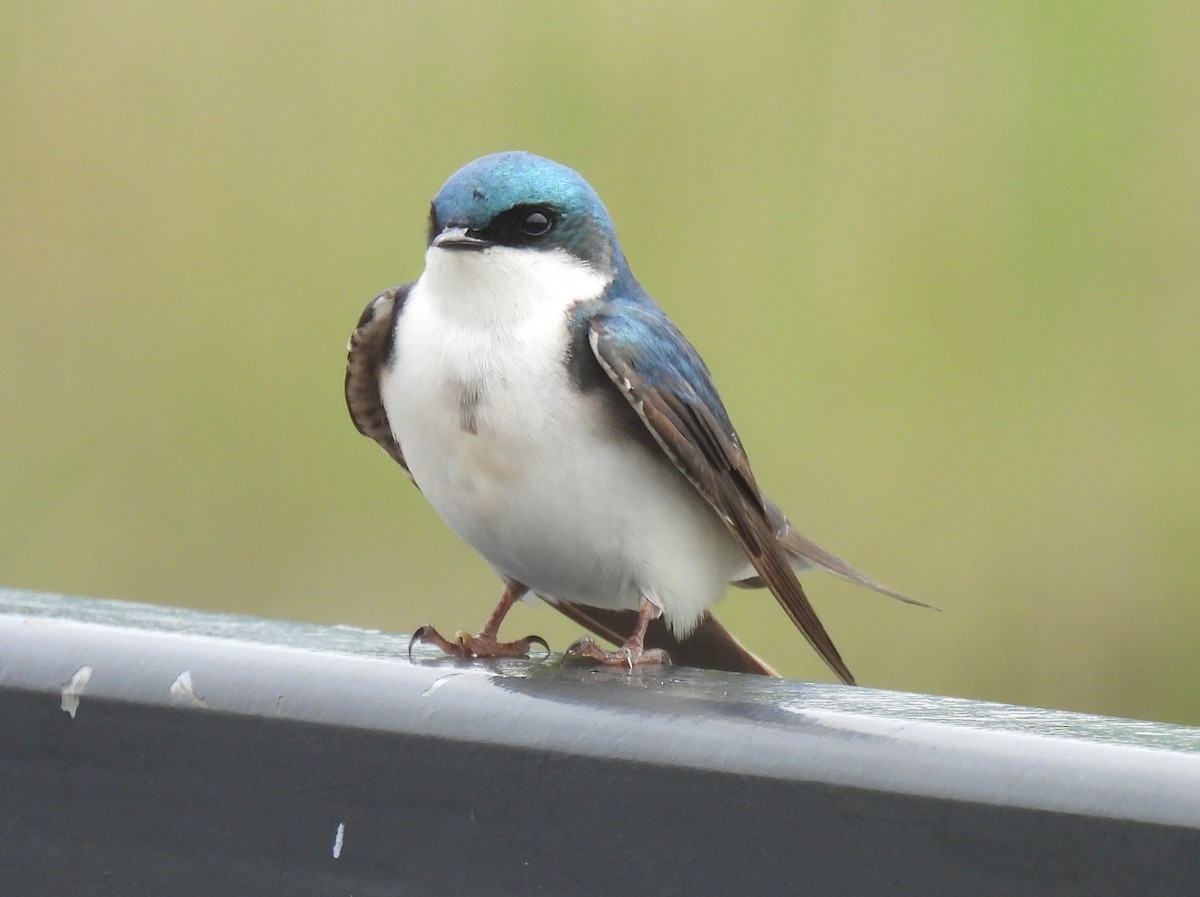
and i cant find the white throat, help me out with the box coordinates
[418,244,610,327]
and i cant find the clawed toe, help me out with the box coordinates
[563,636,606,663]
[524,635,551,655]
[408,624,549,660]
[563,636,671,670]
[408,624,466,659]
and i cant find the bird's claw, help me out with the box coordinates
[563,636,671,670]
[408,624,550,660]
[524,634,551,656]
[408,624,465,660]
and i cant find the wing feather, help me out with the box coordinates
[588,307,857,685]
[345,285,411,475]
[775,524,931,607]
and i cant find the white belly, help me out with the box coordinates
[381,259,745,635]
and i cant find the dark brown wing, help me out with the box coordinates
[551,602,777,676]
[588,306,857,685]
[345,285,411,476]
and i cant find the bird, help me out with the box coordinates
[345,151,926,683]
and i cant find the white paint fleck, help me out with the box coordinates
[332,821,345,859]
[169,670,207,708]
[60,665,94,719]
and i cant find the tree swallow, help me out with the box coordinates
[346,151,925,683]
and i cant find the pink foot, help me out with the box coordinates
[408,625,549,660]
[564,636,671,670]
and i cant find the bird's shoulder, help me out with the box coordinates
[567,282,763,521]
[572,282,738,440]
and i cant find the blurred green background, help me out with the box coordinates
[2,4,1198,724]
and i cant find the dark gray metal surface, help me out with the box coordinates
[1,587,1198,896]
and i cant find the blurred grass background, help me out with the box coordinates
[2,3,1198,723]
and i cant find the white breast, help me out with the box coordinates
[380,245,746,635]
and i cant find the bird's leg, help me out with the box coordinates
[408,581,549,659]
[564,596,671,669]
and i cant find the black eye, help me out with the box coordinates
[520,210,553,236]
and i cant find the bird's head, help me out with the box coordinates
[427,151,623,278]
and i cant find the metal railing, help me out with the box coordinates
[2,587,1198,896]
